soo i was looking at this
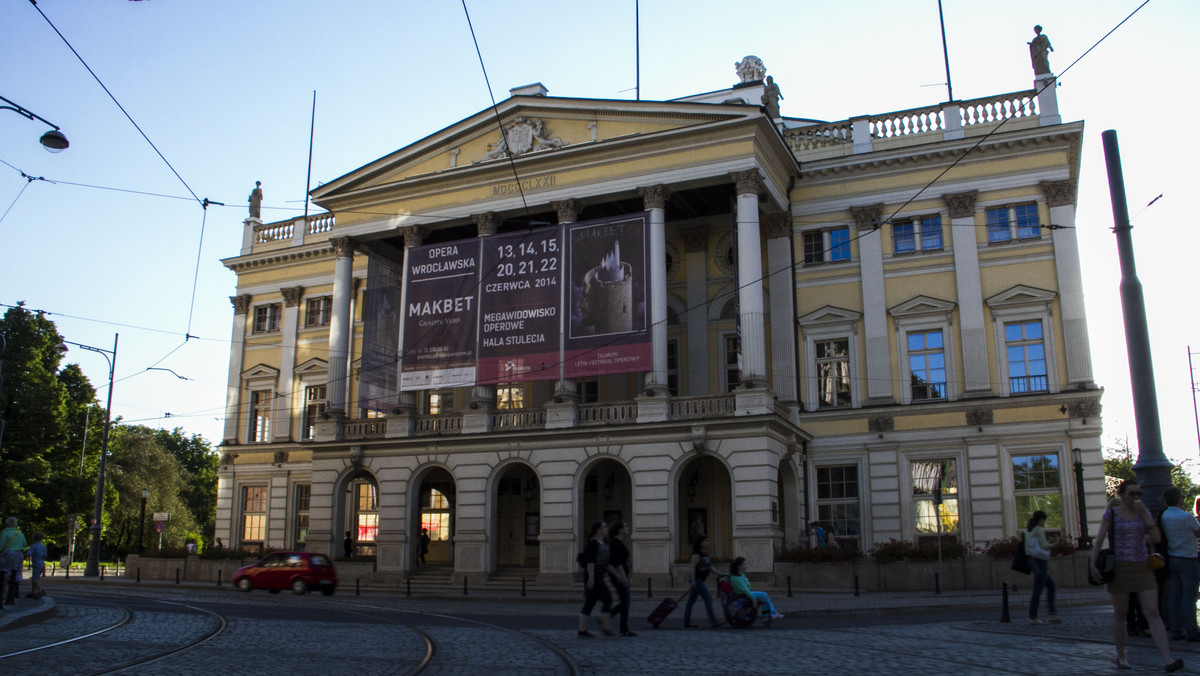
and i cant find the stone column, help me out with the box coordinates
[730,171,767,386]
[638,186,671,393]
[275,286,304,441]
[943,190,990,396]
[470,214,498,408]
[852,204,892,404]
[396,226,425,416]
[327,237,354,414]
[1042,180,1094,388]
[681,226,710,396]
[551,199,581,401]
[765,214,798,408]
[222,294,251,444]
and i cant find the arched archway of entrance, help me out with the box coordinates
[779,458,803,549]
[409,465,456,571]
[675,454,733,562]
[489,461,541,572]
[576,457,634,553]
[333,468,380,559]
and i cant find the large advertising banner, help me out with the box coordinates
[476,228,563,384]
[399,239,481,391]
[359,252,405,411]
[564,213,652,379]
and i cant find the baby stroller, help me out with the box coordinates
[716,575,772,628]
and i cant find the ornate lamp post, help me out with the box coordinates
[0,94,69,151]
[1073,447,1092,550]
[56,334,117,577]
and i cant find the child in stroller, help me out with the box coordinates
[718,557,784,628]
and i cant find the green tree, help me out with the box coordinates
[1103,442,1199,509]
[106,425,199,553]
[153,427,218,543]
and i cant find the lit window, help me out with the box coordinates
[1013,454,1062,528]
[907,330,946,400]
[253,304,281,333]
[912,459,958,535]
[250,390,272,442]
[305,297,332,327]
[242,485,267,545]
[421,484,453,542]
[1006,320,1047,393]
[815,339,851,408]
[428,390,454,414]
[302,385,326,440]
[354,481,378,544]
[496,385,525,409]
[816,465,860,548]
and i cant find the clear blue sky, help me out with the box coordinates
[2,1,1197,466]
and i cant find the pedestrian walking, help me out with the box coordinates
[26,531,47,599]
[607,521,636,636]
[1025,510,1061,625]
[809,521,826,548]
[727,557,784,621]
[1159,486,1200,641]
[683,534,722,628]
[0,516,28,606]
[343,531,354,558]
[578,521,616,637]
[1089,480,1184,672]
[418,528,430,566]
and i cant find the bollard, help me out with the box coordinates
[787,575,793,598]
[217,570,222,586]
[136,567,141,583]
[934,572,941,595]
[854,575,860,598]
[356,578,360,596]
[647,578,653,599]
[175,568,180,584]
[1000,582,1011,623]
[65,565,70,579]
[521,576,526,598]
[463,577,468,596]
[406,577,411,598]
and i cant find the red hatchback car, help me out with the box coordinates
[233,551,337,596]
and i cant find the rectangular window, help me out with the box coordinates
[829,227,850,261]
[578,380,599,404]
[816,465,861,548]
[893,221,916,254]
[987,207,1011,243]
[666,339,680,396]
[428,390,454,414]
[301,385,326,440]
[724,335,741,392]
[496,385,525,409]
[1012,454,1063,528]
[250,390,272,442]
[907,330,946,400]
[294,484,311,548]
[253,304,281,333]
[1005,320,1047,393]
[912,459,958,535]
[305,297,332,327]
[803,231,824,265]
[241,485,267,544]
[920,215,943,251]
[421,485,452,542]
[815,338,851,408]
[355,482,378,544]
[1015,203,1041,239]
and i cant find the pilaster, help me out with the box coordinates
[223,294,251,444]
[1042,180,1093,388]
[943,190,990,396]
[639,185,671,392]
[327,237,354,413]
[851,204,892,404]
[681,226,710,396]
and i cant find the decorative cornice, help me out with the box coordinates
[729,170,763,197]
[942,190,978,219]
[230,294,252,315]
[281,286,305,307]
[551,199,578,224]
[471,212,497,236]
[850,204,883,230]
[679,226,709,253]
[1040,179,1077,208]
[763,213,792,239]
[868,416,894,433]
[330,236,354,258]
[638,185,672,210]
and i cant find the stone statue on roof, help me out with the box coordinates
[735,55,766,84]
[761,76,783,119]
[1028,25,1054,76]
[248,181,262,219]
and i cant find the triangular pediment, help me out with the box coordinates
[889,295,956,318]
[241,363,280,380]
[798,305,862,327]
[985,284,1056,308]
[312,95,773,204]
[295,357,329,376]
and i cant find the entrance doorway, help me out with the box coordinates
[495,464,539,567]
[416,468,455,566]
[677,455,732,561]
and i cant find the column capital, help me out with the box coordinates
[551,199,579,224]
[230,294,252,315]
[941,190,978,219]
[729,170,763,197]
[679,226,709,253]
[330,236,354,257]
[850,203,884,230]
[471,212,497,237]
[763,213,793,239]
[401,226,425,248]
[281,286,305,308]
[1040,179,1077,208]
[637,185,671,211]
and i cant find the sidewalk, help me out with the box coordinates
[0,593,57,631]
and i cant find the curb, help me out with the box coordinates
[0,597,57,632]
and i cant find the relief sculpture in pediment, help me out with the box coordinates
[477,117,565,162]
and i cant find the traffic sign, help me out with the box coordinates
[152,512,170,522]
[154,521,166,533]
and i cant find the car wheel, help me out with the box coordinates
[237,578,252,592]
[291,579,309,595]
[321,586,335,597]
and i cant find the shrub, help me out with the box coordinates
[868,538,967,562]
[776,542,862,563]
[984,534,1077,559]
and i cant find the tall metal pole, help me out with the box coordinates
[634,0,640,101]
[1189,346,1200,458]
[1103,130,1171,512]
[303,90,316,221]
[85,334,117,577]
[936,0,954,102]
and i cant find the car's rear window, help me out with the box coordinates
[310,555,331,567]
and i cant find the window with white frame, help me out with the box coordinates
[802,227,851,265]
[249,390,272,442]
[496,385,525,409]
[800,307,862,412]
[816,465,861,547]
[293,484,311,549]
[815,339,851,408]
[1006,320,1048,394]
[907,330,946,401]
[722,334,742,392]
[1012,453,1062,529]
[892,215,943,254]
[352,480,379,549]
[253,303,282,333]
[302,385,326,440]
[305,296,332,327]
[241,485,267,547]
[912,459,958,536]
[421,483,453,542]
[987,203,1041,243]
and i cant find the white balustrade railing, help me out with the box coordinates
[869,106,945,138]
[253,220,295,244]
[342,419,387,439]
[415,414,463,436]
[493,409,547,429]
[959,90,1037,127]
[669,394,736,420]
[579,403,637,426]
[785,121,853,153]
[307,213,335,234]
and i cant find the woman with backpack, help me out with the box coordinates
[1025,510,1061,625]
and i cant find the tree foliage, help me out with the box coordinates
[1103,443,1200,510]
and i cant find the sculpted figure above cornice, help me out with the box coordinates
[942,190,978,219]
[1040,179,1077,208]
[638,185,672,211]
[476,117,565,163]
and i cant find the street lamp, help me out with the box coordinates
[1,94,69,152]
[138,489,149,555]
[1072,447,1092,550]
[56,334,117,577]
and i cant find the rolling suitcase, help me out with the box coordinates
[647,592,687,627]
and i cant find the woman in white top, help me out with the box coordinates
[1025,510,1061,625]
